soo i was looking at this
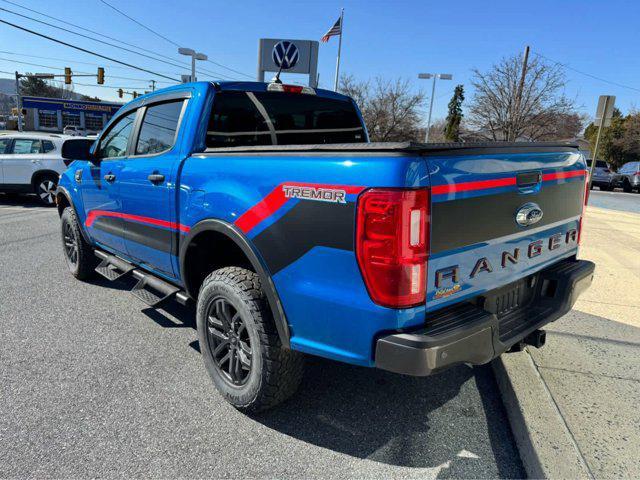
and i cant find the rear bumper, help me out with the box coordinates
[375,258,595,376]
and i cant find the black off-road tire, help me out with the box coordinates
[197,267,304,412]
[60,207,97,280]
[623,180,632,193]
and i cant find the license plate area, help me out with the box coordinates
[480,276,538,318]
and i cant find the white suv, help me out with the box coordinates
[0,132,74,205]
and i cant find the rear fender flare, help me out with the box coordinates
[179,219,291,349]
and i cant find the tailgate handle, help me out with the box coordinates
[517,171,542,187]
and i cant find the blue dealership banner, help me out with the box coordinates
[22,96,122,115]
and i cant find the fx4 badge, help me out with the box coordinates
[515,202,543,227]
[282,185,347,204]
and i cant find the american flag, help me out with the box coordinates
[321,16,342,42]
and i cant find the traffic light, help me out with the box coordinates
[117,88,123,98]
[64,67,72,85]
[97,67,104,85]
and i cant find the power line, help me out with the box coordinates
[99,0,180,48]
[96,0,254,80]
[0,55,174,83]
[0,18,179,82]
[1,0,248,81]
[0,49,181,75]
[535,52,640,94]
[0,6,193,73]
[0,0,187,68]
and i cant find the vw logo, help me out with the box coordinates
[272,41,299,70]
[516,203,544,227]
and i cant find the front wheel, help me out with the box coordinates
[60,207,96,280]
[196,267,303,412]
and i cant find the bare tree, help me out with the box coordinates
[341,75,425,142]
[467,54,579,141]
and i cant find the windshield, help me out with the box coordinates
[206,91,366,148]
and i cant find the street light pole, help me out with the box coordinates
[178,48,208,82]
[418,72,453,143]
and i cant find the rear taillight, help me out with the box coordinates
[635,171,640,176]
[356,188,429,308]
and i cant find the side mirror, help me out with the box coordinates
[61,138,97,166]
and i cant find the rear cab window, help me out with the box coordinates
[207,90,366,148]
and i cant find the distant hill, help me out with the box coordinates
[0,76,103,114]
[0,78,15,96]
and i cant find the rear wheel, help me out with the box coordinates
[196,267,304,412]
[623,180,633,193]
[60,207,96,280]
[35,174,58,206]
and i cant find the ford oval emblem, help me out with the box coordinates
[516,203,544,227]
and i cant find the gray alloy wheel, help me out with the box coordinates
[37,178,57,205]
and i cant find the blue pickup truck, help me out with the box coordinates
[56,81,595,411]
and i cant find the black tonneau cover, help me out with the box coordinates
[203,141,580,156]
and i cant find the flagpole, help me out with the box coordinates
[333,8,344,92]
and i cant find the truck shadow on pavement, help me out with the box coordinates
[104,280,522,477]
[0,193,46,208]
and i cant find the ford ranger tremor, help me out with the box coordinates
[56,81,595,411]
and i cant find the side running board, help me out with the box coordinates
[93,250,190,308]
[131,270,179,307]
[95,250,135,280]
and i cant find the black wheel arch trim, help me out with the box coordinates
[179,218,291,349]
[55,186,92,245]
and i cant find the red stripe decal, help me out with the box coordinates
[542,170,586,181]
[85,210,190,233]
[432,169,587,196]
[235,182,365,233]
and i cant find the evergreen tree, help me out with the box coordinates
[444,85,464,141]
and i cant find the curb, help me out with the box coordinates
[492,349,593,479]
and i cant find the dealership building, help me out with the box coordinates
[21,96,123,133]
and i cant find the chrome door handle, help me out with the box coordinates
[103,174,116,183]
[147,174,165,184]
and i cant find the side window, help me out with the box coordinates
[12,139,42,155]
[135,100,184,155]
[42,140,55,153]
[0,138,11,154]
[97,111,137,159]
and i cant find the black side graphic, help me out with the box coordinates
[252,201,356,274]
[93,217,178,256]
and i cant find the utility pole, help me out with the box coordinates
[14,71,22,132]
[150,80,156,92]
[511,45,530,141]
[590,95,616,189]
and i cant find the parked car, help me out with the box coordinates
[612,161,640,192]
[63,125,88,136]
[0,132,82,205]
[587,159,614,190]
[56,81,594,412]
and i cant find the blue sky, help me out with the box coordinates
[1,0,638,123]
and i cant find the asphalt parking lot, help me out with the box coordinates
[588,188,640,214]
[0,194,524,479]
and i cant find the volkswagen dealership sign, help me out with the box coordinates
[257,38,319,87]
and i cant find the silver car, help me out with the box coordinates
[612,161,640,193]
[587,159,614,191]
[0,132,73,205]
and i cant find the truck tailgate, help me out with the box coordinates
[424,145,587,311]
